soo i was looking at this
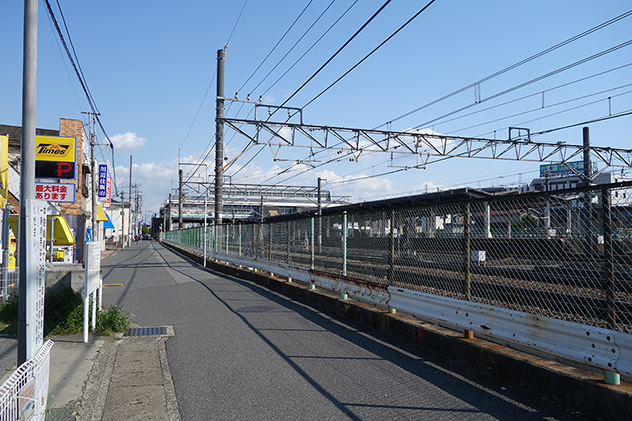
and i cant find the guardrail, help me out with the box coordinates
[0,340,53,420]
[162,182,632,378]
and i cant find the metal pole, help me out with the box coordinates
[91,130,98,243]
[179,169,183,228]
[287,221,291,264]
[583,127,591,183]
[120,191,125,248]
[167,193,172,232]
[582,128,592,257]
[464,203,471,300]
[1,206,10,303]
[215,47,226,226]
[310,217,314,270]
[128,155,132,246]
[389,211,394,284]
[343,212,348,276]
[203,196,207,267]
[602,187,616,329]
[48,221,54,263]
[317,177,322,253]
[18,0,38,364]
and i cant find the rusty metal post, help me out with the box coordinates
[602,187,616,329]
[464,203,471,300]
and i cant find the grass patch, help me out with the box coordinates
[0,285,130,336]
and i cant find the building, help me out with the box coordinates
[1,119,103,262]
[160,183,348,230]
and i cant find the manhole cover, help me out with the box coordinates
[127,327,167,336]
[236,306,274,313]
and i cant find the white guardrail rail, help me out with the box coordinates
[166,239,632,378]
[0,340,54,420]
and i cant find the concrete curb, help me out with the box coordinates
[77,333,180,421]
[78,336,120,421]
[158,335,181,421]
[166,242,632,421]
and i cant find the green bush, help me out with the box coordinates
[0,285,130,336]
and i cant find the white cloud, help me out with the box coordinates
[110,132,148,151]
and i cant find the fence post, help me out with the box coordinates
[239,223,242,256]
[342,212,347,276]
[287,221,291,264]
[310,217,314,270]
[464,203,471,300]
[390,210,395,285]
[601,187,616,329]
[268,223,272,261]
[226,225,229,254]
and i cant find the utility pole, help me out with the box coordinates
[120,191,125,249]
[167,193,172,231]
[128,155,132,246]
[82,111,100,243]
[18,0,39,364]
[215,46,226,226]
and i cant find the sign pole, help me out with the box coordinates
[18,0,40,365]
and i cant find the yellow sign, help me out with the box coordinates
[35,135,76,162]
[35,135,77,179]
[0,135,8,208]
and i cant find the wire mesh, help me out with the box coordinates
[162,182,632,334]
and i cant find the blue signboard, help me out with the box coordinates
[98,164,108,198]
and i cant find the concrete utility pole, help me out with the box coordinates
[82,111,100,243]
[215,47,226,226]
[128,155,132,245]
[18,0,38,365]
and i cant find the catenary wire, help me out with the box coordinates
[236,1,315,94]
[412,40,632,131]
[378,9,632,130]
[268,0,393,119]
[301,0,437,110]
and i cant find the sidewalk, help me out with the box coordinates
[46,327,179,420]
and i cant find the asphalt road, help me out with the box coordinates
[101,240,583,421]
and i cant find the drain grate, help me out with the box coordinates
[127,326,167,336]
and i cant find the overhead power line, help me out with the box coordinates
[412,39,632,132]
[381,9,632,129]
[237,0,315,94]
[301,0,437,110]
[44,0,119,193]
[270,0,393,117]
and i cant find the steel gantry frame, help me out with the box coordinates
[219,102,632,181]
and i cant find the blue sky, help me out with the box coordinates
[1,1,631,216]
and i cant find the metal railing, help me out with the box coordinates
[0,340,53,420]
[163,181,632,375]
[1,269,18,304]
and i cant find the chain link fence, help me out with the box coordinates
[164,182,632,334]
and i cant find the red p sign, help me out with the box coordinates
[57,162,73,177]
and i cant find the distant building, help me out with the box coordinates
[160,183,348,230]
